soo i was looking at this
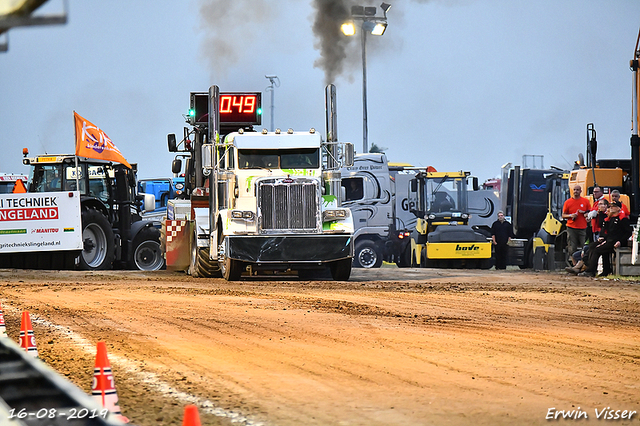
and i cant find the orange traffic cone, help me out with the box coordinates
[19,311,38,357]
[92,341,129,423]
[182,405,201,426]
[0,303,6,337]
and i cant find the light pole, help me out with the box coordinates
[265,75,280,132]
[341,3,390,154]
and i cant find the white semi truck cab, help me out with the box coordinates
[166,85,355,280]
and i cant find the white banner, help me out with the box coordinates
[0,192,83,253]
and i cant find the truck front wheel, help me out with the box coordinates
[218,238,243,281]
[129,227,165,271]
[80,208,115,270]
[354,240,383,268]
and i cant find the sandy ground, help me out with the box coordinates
[0,267,639,426]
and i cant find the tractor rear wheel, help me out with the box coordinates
[79,208,115,270]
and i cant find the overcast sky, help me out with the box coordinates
[1,0,639,182]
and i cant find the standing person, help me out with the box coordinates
[562,185,591,257]
[579,201,632,277]
[491,211,513,270]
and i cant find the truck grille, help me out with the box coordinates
[259,178,319,232]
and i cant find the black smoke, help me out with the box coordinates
[311,0,358,84]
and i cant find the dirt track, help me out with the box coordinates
[1,267,639,426]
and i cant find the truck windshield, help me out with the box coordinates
[238,148,319,170]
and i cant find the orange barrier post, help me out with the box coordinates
[92,341,129,423]
[182,405,201,426]
[19,311,38,357]
[0,303,6,337]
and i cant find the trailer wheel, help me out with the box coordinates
[354,240,383,268]
[330,258,352,281]
[80,208,115,270]
[129,227,165,271]
[218,238,243,281]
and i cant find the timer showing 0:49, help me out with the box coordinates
[219,93,262,125]
[220,95,256,113]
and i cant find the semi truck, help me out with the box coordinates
[164,85,354,280]
[340,153,414,268]
[0,152,164,271]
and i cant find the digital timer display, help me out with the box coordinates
[190,92,262,126]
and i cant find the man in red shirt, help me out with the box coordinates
[562,185,591,257]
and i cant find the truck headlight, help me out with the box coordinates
[231,210,255,221]
[323,209,349,222]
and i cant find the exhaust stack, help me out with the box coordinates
[324,84,342,205]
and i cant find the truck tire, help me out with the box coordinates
[218,239,243,281]
[129,227,165,271]
[188,226,221,278]
[189,246,221,278]
[80,208,115,270]
[354,240,383,268]
[330,258,352,281]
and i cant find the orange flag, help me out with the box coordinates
[74,112,131,168]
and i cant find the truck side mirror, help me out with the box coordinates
[168,134,177,152]
[344,143,354,167]
[127,169,136,187]
[472,177,479,191]
[142,193,155,212]
[171,159,182,175]
[410,179,417,192]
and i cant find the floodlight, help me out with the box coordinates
[341,22,356,36]
[371,22,387,36]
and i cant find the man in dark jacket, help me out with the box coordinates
[491,211,513,270]
[579,201,632,277]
